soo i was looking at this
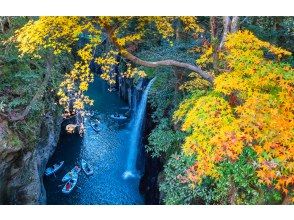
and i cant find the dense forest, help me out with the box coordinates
[0,16,293,205]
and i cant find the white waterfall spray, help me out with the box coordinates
[123,78,156,179]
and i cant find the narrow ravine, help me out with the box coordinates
[44,76,151,205]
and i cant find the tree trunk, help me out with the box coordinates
[210,16,219,72]
[231,16,239,33]
[218,16,231,50]
[228,179,237,205]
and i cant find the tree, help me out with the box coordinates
[12,16,212,132]
[174,30,294,203]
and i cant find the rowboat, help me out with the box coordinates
[44,161,64,176]
[90,120,101,132]
[62,173,78,194]
[81,159,94,175]
[110,114,128,120]
[62,165,81,182]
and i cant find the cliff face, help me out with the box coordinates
[139,102,163,205]
[0,109,61,204]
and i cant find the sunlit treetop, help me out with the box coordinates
[174,30,294,198]
[12,16,205,113]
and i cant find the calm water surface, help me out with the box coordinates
[44,77,144,205]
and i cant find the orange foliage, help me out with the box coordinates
[175,30,294,197]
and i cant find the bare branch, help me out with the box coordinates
[104,24,214,83]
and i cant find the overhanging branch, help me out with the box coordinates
[104,24,214,83]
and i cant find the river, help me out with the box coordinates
[44,76,146,205]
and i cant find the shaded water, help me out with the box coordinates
[44,77,145,204]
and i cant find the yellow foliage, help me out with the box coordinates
[116,33,142,47]
[13,17,101,56]
[95,50,119,85]
[154,16,174,40]
[176,30,294,195]
[180,16,204,34]
[180,72,211,91]
[121,63,147,79]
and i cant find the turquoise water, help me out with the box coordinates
[44,77,144,205]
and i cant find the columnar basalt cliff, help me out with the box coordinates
[139,102,162,205]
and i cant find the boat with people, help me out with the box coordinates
[90,119,101,132]
[110,113,128,120]
[62,173,78,194]
[62,165,81,182]
[44,161,64,176]
[81,159,94,175]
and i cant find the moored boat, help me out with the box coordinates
[44,161,64,176]
[62,173,78,194]
[81,159,94,175]
[90,120,101,132]
[62,165,81,182]
[110,114,128,120]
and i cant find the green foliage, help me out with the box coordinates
[160,148,283,205]
[146,118,185,158]
[213,148,283,204]
[159,153,198,204]
[6,132,23,149]
[243,16,294,52]
[160,152,218,205]
[148,68,181,121]
[138,40,201,65]
[0,17,64,148]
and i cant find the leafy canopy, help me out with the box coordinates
[174,30,294,198]
[12,16,203,114]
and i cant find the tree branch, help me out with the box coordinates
[104,24,214,83]
[218,16,231,51]
[231,16,239,33]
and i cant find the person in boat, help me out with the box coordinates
[86,164,91,172]
[65,181,72,191]
[75,165,79,171]
[95,118,100,123]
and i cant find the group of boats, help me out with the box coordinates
[44,159,94,194]
[45,110,130,192]
[89,112,128,133]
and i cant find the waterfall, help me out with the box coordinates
[123,78,156,179]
